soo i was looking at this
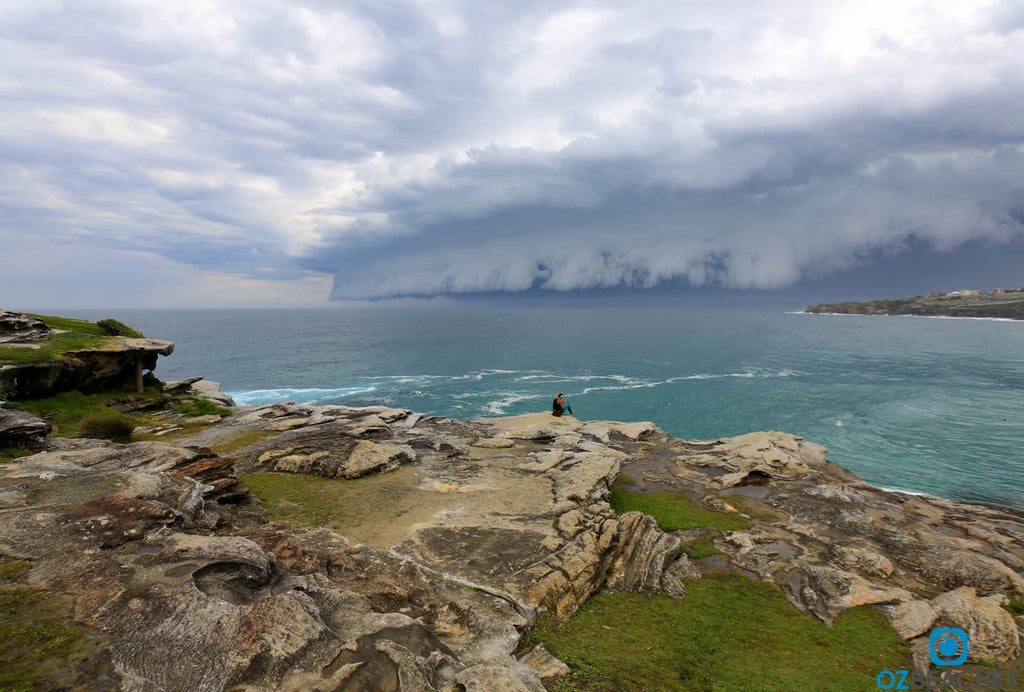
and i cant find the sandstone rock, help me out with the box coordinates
[607,512,683,596]
[519,643,570,681]
[930,586,1021,663]
[162,376,204,396]
[0,408,51,447]
[190,379,236,407]
[0,337,174,399]
[473,437,516,449]
[580,420,658,442]
[883,600,938,640]
[0,310,51,343]
[455,662,547,691]
[673,431,826,488]
[340,440,416,479]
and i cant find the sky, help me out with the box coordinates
[1,0,1023,309]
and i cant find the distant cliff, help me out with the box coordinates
[806,288,1024,320]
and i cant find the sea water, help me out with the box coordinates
[80,307,1024,511]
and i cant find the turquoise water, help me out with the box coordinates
[86,307,1024,510]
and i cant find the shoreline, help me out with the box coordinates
[791,310,1024,323]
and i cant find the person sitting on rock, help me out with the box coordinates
[552,392,573,417]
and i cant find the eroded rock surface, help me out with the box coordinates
[0,310,51,343]
[2,404,1021,689]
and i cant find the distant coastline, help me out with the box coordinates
[805,287,1024,320]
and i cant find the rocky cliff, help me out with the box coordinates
[0,310,174,399]
[1,402,1021,690]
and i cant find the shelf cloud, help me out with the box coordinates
[2,1,1023,304]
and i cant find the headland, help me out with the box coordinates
[806,288,1024,320]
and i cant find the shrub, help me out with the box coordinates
[96,319,144,339]
[79,416,134,443]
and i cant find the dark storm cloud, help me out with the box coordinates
[1,1,1022,303]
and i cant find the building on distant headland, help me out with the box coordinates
[946,289,981,297]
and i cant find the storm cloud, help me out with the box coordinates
[2,1,1022,304]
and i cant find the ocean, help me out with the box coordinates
[69,307,1024,511]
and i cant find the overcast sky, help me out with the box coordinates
[2,1,1023,308]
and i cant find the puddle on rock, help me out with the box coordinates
[722,485,771,500]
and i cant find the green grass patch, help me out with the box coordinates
[0,587,86,691]
[532,573,910,692]
[1004,597,1024,616]
[0,313,143,365]
[0,330,110,364]
[1,446,35,463]
[242,473,374,532]
[24,314,107,335]
[610,485,749,532]
[176,399,232,418]
[14,387,164,438]
[680,534,720,560]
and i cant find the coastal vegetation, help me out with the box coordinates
[529,474,913,690]
[610,479,749,532]
[0,313,110,365]
[95,318,144,338]
[6,387,167,438]
[532,574,910,692]
[175,398,233,418]
[1,560,87,692]
[0,329,109,364]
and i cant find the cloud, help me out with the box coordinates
[1,0,1022,304]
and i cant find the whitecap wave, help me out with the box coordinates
[228,385,378,406]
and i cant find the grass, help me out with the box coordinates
[0,330,110,363]
[610,484,749,532]
[1004,597,1024,616]
[1,446,36,463]
[176,399,232,418]
[0,313,146,364]
[680,534,720,560]
[241,471,429,547]
[532,573,911,692]
[242,472,396,533]
[0,559,32,582]
[14,387,166,438]
[243,473,348,529]
[0,587,86,691]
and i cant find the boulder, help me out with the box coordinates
[519,643,570,681]
[883,600,938,640]
[929,587,1021,663]
[673,431,827,488]
[190,379,236,408]
[0,310,51,343]
[0,408,51,447]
